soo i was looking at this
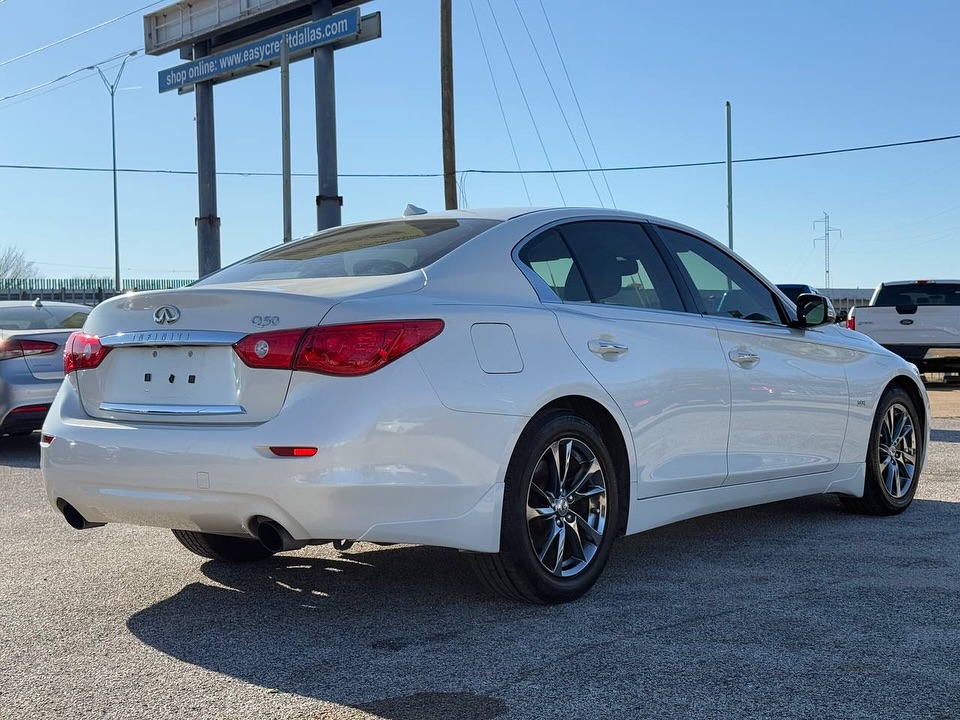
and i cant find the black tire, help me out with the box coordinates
[171,529,276,562]
[470,410,620,604]
[841,386,923,515]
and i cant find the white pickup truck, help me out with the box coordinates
[847,279,960,373]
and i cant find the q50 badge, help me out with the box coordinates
[252,315,280,328]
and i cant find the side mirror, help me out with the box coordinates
[794,293,836,327]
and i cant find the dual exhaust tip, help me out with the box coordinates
[57,500,307,554]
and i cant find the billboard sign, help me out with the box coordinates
[158,7,360,93]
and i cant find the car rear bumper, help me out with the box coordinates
[41,365,525,553]
[0,372,60,433]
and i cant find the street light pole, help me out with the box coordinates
[89,51,136,295]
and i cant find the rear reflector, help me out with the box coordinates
[234,320,444,376]
[40,434,54,445]
[233,328,304,370]
[9,404,50,414]
[269,446,318,457]
[0,338,58,361]
[63,332,111,374]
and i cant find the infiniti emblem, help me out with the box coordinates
[154,305,181,325]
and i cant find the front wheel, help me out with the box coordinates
[470,411,620,604]
[172,529,276,562]
[841,386,923,515]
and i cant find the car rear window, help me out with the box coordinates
[0,306,89,330]
[194,218,501,285]
[873,283,960,306]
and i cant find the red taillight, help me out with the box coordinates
[63,332,111,374]
[0,338,58,361]
[846,315,856,331]
[233,320,444,376]
[296,320,444,376]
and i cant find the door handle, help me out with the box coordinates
[728,349,760,367]
[588,339,629,357]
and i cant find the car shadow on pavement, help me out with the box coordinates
[126,495,960,719]
[0,433,40,469]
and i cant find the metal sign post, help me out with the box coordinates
[145,0,378,275]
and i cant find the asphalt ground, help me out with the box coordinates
[2,388,959,720]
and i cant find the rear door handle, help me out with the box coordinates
[588,339,628,357]
[728,349,760,367]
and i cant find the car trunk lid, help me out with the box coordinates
[76,276,424,424]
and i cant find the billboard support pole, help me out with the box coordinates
[313,0,341,231]
[281,36,293,242]
[195,40,221,276]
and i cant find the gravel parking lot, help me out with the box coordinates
[3,388,959,720]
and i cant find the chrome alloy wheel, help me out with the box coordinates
[526,437,607,578]
[878,402,918,499]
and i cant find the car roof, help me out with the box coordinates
[389,207,687,224]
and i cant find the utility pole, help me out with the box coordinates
[813,212,841,289]
[440,0,458,209]
[726,101,733,250]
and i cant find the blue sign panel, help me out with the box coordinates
[159,8,360,93]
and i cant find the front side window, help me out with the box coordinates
[657,226,783,324]
[194,218,501,285]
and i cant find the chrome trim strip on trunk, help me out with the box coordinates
[100,330,246,347]
[98,402,247,416]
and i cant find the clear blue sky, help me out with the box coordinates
[1,0,958,289]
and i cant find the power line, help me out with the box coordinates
[537,0,616,208]
[1,132,959,179]
[485,0,566,204]
[512,0,603,207]
[468,0,531,205]
[0,2,162,69]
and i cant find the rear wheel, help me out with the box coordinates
[841,387,922,515]
[171,529,276,562]
[471,411,620,604]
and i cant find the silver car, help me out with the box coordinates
[0,300,90,436]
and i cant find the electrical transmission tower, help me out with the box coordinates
[813,212,841,289]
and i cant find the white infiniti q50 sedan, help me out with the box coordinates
[41,208,928,603]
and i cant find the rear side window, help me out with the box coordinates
[0,306,89,330]
[519,221,683,311]
[873,283,960,306]
[194,218,501,285]
[518,229,587,300]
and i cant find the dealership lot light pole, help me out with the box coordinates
[88,51,137,294]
